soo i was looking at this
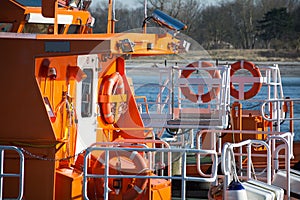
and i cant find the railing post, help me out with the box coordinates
[0,149,3,200]
[0,146,24,200]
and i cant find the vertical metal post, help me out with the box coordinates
[181,151,186,200]
[247,144,251,180]
[144,0,147,19]
[18,149,24,200]
[107,0,115,33]
[239,146,243,177]
[171,65,175,118]
[104,150,109,200]
[143,0,147,33]
[0,149,3,200]
[54,0,58,35]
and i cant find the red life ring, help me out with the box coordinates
[180,61,221,103]
[91,150,148,200]
[230,60,262,100]
[99,72,125,124]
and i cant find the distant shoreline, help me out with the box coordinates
[127,49,300,77]
[207,49,300,62]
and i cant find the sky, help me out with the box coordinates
[91,0,220,9]
[91,0,140,8]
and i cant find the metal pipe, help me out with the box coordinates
[269,135,291,199]
[107,0,115,33]
[143,0,147,33]
[83,146,219,199]
[0,146,24,200]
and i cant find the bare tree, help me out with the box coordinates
[90,0,300,50]
[231,0,258,49]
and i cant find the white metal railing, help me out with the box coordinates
[196,130,293,199]
[175,65,230,129]
[229,64,285,125]
[0,145,24,200]
[127,64,231,130]
[82,142,218,200]
[268,132,292,198]
[221,140,271,186]
[261,98,300,132]
[231,64,284,102]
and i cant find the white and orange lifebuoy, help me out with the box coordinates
[91,150,148,200]
[99,72,125,124]
[230,60,262,100]
[180,61,221,103]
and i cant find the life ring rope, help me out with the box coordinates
[230,60,262,100]
[180,61,221,103]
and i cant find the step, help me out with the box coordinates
[272,169,300,198]
[246,180,284,200]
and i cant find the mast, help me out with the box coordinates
[54,0,58,35]
[143,0,147,33]
[107,0,115,33]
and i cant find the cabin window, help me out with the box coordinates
[81,69,93,117]
[0,23,13,32]
[22,24,64,34]
[23,24,48,33]
[67,25,81,34]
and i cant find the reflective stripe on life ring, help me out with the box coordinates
[230,60,262,100]
[91,150,148,200]
[99,72,125,124]
[180,61,221,103]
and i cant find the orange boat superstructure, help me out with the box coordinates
[1,0,300,200]
[0,0,186,199]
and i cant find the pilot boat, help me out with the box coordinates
[0,0,299,199]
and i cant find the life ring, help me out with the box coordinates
[180,61,221,103]
[91,150,148,200]
[99,72,125,124]
[230,60,262,100]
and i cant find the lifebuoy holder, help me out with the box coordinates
[91,150,148,200]
[230,60,262,100]
[99,72,126,124]
[180,61,221,103]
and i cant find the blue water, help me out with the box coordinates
[282,77,300,140]
[127,71,300,141]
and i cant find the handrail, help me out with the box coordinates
[261,98,300,132]
[156,77,170,113]
[261,98,300,122]
[197,130,293,195]
[0,146,24,200]
[221,139,271,199]
[268,134,291,198]
[196,129,291,154]
[82,145,218,200]
[134,96,149,113]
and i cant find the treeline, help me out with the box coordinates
[90,0,300,50]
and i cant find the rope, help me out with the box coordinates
[20,147,85,162]
[228,145,240,183]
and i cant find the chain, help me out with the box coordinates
[20,148,86,162]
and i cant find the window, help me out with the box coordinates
[81,69,93,117]
[0,23,13,32]
[67,25,80,34]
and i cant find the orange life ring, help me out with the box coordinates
[91,150,148,200]
[230,60,262,100]
[99,72,125,124]
[180,61,221,103]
